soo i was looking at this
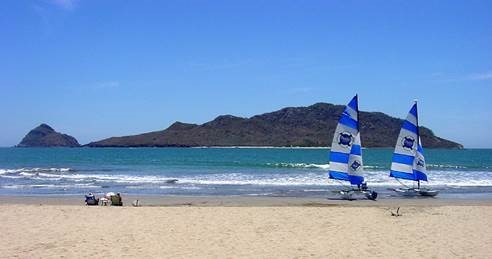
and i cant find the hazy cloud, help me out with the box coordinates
[287,87,313,95]
[50,0,78,10]
[429,71,492,83]
[31,0,78,34]
[95,81,120,89]
[184,59,254,72]
[31,4,51,33]
[468,71,492,81]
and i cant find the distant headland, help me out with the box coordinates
[18,103,463,149]
[17,124,80,147]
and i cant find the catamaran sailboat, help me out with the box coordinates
[389,101,439,197]
[328,95,377,200]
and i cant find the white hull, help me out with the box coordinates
[332,189,378,200]
[391,188,439,197]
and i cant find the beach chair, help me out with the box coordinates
[110,193,123,206]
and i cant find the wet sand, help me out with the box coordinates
[1,194,491,206]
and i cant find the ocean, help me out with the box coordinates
[1,147,491,198]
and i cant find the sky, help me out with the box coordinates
[1,0,491,147]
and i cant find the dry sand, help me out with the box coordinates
[0,196,491,258]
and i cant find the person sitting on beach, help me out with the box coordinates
[85,192,99,206]
[110,192,123,206]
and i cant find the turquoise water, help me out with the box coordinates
[1,148,491,197]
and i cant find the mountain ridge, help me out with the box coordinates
[86,102,463,149]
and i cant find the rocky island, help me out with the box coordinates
[17,124,80,147]
[87,103,463,148]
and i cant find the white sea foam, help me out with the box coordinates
[2,167,492,188]
[175,173,337,186]
[172,170,492,187]
[265,163,385,170]
[0,167,73,175]
[246,193,275,196]
[0,183,101,189]
[159,186,201,190]
[427,164,468,169]
[267,163,331,169]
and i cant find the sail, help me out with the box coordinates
[389,102,428,181]
[328,95,364,185]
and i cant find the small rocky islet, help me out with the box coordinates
[17,124,80,147]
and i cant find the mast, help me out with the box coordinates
[356,94,360,131]
[356,94,361,190]
[414,99,420,189]
[355,94,364,190]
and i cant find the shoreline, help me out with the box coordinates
[1,194,491,207]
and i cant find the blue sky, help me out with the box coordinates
[1,0,491,147]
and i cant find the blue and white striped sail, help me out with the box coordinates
[328,95,364,185]
[389,102,428,182]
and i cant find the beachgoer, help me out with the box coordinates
[85,192,99,205]
[117,193,122,204]
[110,192,123,206]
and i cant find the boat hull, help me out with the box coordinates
[391,188,439,197]
[332,189,378,200]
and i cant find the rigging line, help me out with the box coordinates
[336,179,352,189]
[396,178,412,189]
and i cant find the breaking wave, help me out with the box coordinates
[0,167,73,175]
[265,163,389,170]
[266,163,330,169]
[2,166,492,192]
[265,163,491,171]
[2,168,492,187]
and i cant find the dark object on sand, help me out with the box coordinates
[391,207,402,217]
[85,193,99,206]
[366,190,378,200]
[110,193,123,206]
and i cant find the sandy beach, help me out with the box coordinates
[0,196,491,258]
